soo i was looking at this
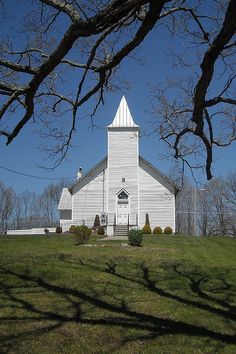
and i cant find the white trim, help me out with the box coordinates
[71,194,74,221]
[173,195,176,232]
[107,130,110,223]
[116,187,130,196]
[137,129,140,228]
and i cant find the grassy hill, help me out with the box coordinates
[0,234,235,353]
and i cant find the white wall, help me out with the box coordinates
[139,162,175,231]
[72,159,107,225]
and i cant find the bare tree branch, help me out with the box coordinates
[40,0,81,22]
[192,0,236,133]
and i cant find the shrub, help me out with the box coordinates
[145,213,150,226]
[56,226,62,234]
[74,225,91,245]
[142,224,152,234]
[153,226,162,234]
[93,214,100,228]
[164,226,173,234]
[69,225,77,233]
[97,227,105,235]
[44,228,49,235]
[128,229,143,246]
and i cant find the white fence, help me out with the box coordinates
[7,228,56,235]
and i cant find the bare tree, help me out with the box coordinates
[197,189,213,237]
[0,1,235,178]
[208,178,232,236]
[175,178,195,235]
[10,180,68,229]
[223,172,236,236]
[12,190,40,229]
[0,182,15,233]
[175,172,236,237]
[39,181,67,225]
[224,172,236,207]
[150,0,236,180]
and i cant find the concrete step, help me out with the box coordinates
[114,225,129,236]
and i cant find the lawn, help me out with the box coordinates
[0,234,235,354]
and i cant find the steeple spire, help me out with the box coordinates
[108,96,139,128]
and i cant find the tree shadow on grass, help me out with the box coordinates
[0,260,235,353]
[75,257,236,322]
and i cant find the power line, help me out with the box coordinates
[0,165,76,181]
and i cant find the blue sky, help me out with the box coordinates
[0,2,235,194]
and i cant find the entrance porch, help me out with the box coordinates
[106,212,138,236]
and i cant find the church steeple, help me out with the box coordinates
[108,96,139,128]
[107,96,139,232]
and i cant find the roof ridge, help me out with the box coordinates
[68,157,107,192]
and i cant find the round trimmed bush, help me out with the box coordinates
[74,225,91,245]
[69,225,77,233]
[56,226,62,234]
[153,226,162,234]
[97,227,105,235]
[142,224,152,234]
[164,226,173,234]
[128,229,143,246]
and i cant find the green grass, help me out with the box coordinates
[0,234,235,354]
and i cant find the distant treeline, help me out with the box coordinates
[0,180,67,233]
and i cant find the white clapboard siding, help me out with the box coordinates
[107,128,139,221]
[72,161,107,224]
[139,160,175,231]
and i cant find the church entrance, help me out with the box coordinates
[116,189,129,225]
[117,202,128,224]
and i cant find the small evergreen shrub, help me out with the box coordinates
[142,224,152,234]
[74,225,91,245]
[56,226,62,234]
[69,225,76,233]
[128,229,143,246]
[145,213,150,226]
[97,227,105,235]
[44,228,49,235]
[164,226,173,234]
[153,226,162,234]
[93,214,100,228]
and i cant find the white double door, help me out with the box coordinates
[117,202,129,224]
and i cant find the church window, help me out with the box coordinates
[118,191,128,199]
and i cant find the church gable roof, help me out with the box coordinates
[58,188,72,210]
[139,156,178,194]
[108,96,139,128]
[68,157,107,194]
[66,155,177,197]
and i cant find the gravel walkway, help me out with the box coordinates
[99,236,128,241]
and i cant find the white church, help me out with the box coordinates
[58,96,177,235]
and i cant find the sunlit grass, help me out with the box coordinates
[0,234,235,353]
